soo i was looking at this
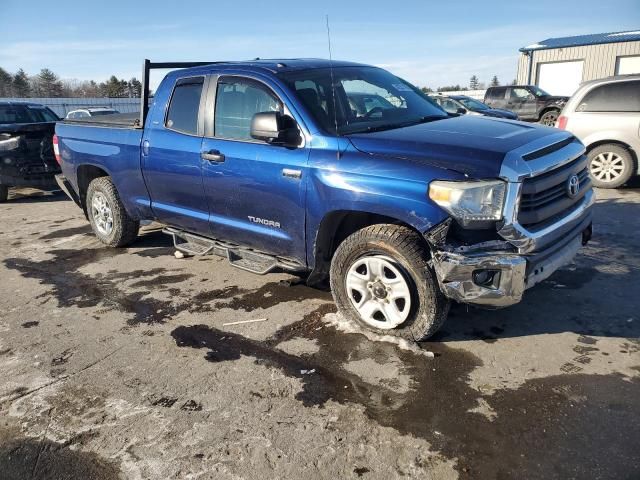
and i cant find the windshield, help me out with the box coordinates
[280,67,447,135]
[0,104,59,123]
[530,86,550,97]
[457,97,489,111]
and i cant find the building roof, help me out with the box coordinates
[520,29,640,52]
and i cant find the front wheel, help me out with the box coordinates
[330,224,450,341]
[86,177,139,247]
[539,110,559,126]
[0,185,8,202]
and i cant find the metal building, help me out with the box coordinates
[517,30,640,96]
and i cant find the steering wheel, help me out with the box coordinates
[363,106,385,119]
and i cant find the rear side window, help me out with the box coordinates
[577,81,640,112]
[165,77,204,134]
[214,77,282,141]
[488,88,505,100]
[0,105,58,123]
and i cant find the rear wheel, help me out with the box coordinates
[539,109,559,126]
[588,144,635,188]
[330,224,450,341]
[0,185,8,202]
[86,177,139,247]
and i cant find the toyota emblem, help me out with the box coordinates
[567,174,580,198]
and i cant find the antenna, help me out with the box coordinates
[325,15,340,158]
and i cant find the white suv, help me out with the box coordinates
[557,75,639,188]
[66,107,120,119]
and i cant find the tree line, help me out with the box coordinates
[0,67,142,98]
[421,75,517,94]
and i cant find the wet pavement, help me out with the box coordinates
[0,186,639,479]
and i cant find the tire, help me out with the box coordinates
[0,185,8,202]
[587,144,635,189]
[330,224,450,342]
[539,109,559,126]
[86,177,139,247]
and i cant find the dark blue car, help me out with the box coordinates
[54,59,593,341]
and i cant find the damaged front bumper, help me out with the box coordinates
[431,223,592,308]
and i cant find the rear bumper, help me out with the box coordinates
[432,223,592,307]
[55,174,81,207]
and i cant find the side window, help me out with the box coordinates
[214,78,282,141]
[489,88,505,100]
[165,77,204,135]
[577,81,640,113]
[441,99,460,114]
[511,88,531,99]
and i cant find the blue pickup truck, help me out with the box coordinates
[54,59,594,340]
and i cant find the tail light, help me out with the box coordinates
[556,115,568,130]
[52,134,61,164]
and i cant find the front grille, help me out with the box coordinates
[518,155,591,230]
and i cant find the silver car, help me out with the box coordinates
[557,75,639,188]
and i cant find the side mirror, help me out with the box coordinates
[250,112,300,147]
[456,107,467,115]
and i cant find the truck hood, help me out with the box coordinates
[346,115,553,178]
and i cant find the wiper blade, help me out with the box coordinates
[348,115,446,135]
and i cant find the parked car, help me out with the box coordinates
[54,59,593,341]
[484,85,568,125]
[431,94,518,119]
[557,75,640,188]
[0,101,61,202]
[66,107,120,119]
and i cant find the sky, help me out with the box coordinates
[1,0,639,90]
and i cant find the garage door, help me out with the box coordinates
[616,56,640,75]
[537,61,584,97]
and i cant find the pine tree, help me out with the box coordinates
[469,75,479,90]
[12,69,31,97]
[36,68,63,97]
[127,78,142,98]
[0,67,12,96]
[490,75,499,87]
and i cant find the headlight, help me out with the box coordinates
[0,136,20,152]
[428,179,506,227]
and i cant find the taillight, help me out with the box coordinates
[52,134,61,164]
[556,115,568,130]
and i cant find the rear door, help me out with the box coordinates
[569,79,640,153]
[199,74,308,262]
[142,76,210,235]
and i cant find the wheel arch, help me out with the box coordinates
[307,209,429,287]
[76,164,110,217]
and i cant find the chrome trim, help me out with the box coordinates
[499,188,595,253]
[432,231,585,307]
[497,132,593,254]
[432,251,527,307]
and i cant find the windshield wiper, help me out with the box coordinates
[349,115,445,135]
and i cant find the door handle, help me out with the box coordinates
[201,150,225,163]
[282,168,302,179]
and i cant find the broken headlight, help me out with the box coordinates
[428,179,506,228]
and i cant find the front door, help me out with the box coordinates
[142,76,210,235]
[200,75,308,263]
[506,87,536,119]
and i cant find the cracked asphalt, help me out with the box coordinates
[0,185,639,480]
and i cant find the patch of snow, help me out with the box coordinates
[322,313,435,358]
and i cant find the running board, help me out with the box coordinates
[162,227,304,275]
